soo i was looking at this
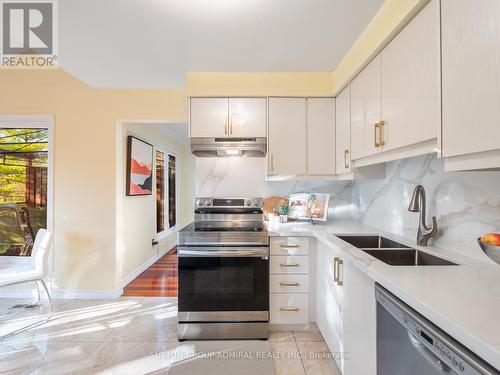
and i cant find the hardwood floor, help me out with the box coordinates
[122,247,178,297]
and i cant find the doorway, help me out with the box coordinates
[116,120,192,297]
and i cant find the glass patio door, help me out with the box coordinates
[0,127,49,256]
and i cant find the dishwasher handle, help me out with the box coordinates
[408,332,451,373]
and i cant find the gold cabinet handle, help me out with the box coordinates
[224,119,228,135]
[279,282,300,287]
[280,263,300,267]
[280,244,300,248]
[270,153,274,172]
[379,120,385,147]
[333,257,339,282]
[344,149,349,169]
[280,307,300,312]
[374,122,380,147]
[229,116,233,135]
[337,259,344,286]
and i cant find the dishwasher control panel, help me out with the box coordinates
[376,286,499,375]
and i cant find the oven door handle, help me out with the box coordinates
[178,247,269,257]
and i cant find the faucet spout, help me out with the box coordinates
[408,185,437,246]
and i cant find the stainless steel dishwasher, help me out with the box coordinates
[376,284,499,375]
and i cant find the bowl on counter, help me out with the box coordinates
[477,238,500,265]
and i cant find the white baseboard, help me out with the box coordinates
[122,238,177,288]
[52,289,124,299]
[0,288,123,300]
[0,240,177,300]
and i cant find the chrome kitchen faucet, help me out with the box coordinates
[408,185,437,246]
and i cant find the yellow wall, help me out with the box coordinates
[187,72,334,96]
[0,69,186,293]
[332,0,430,94]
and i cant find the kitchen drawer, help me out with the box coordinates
[270,255,309,274]
[270,294,309,324]
[270,237,309,256]
[270,274,309,294]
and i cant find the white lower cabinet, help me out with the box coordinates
[315,241,343,369]
[270,237,310,325]
[342,258,377,375]
[314,239,376,375]
[270,236,309,256]
[270,255,309,274]
[270,294,309,324]
[270,274,309,294]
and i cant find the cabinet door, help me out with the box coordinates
[268,98,307,175]
[228,98,267,137]
[315,242,343,371]
[442,0,500,158]
[190,98,228,138]
[335,85,351,174]
[341,259,376,375]
[307,98,336,175]
[381,0,439,151]
[350,55,382,160]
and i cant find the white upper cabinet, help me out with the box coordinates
[380,0,440,151]
[350,0,440,165]
[441,0,500,170]
[350,55,382,160]
[335,85,351,174]
[228,98,267,137]
[190,97,266,138]
[268,98,307,175]
[307,98,336,175]
[190,98,228,138]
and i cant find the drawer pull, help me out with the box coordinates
[280,263,300,267]
[279,282,300,287]
[280,307,300,312]
[280,244,300,248]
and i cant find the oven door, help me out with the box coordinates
[178,246,269,322]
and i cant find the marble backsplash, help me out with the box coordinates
[195,155,500,262]
[195,158,354,219]
[352,154,500,262]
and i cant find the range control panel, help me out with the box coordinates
[195,197,263,209]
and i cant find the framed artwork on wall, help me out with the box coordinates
[126,136,153,196]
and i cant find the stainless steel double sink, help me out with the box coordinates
[337,235,458,266]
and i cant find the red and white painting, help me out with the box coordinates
[126,136,153,196]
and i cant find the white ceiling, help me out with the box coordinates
[59,0,384,89]
[153,123,189,144]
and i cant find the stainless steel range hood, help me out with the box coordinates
[190,137,267,157]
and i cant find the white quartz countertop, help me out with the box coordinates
[267,220,500,371]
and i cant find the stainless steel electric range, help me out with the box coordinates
[177,197,269,340]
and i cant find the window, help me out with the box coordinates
[156,151,165,233]
[0,127,49,256]
[156,149,177,235]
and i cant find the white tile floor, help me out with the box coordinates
[0,297,340,375]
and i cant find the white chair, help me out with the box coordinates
[0,229,53,312]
